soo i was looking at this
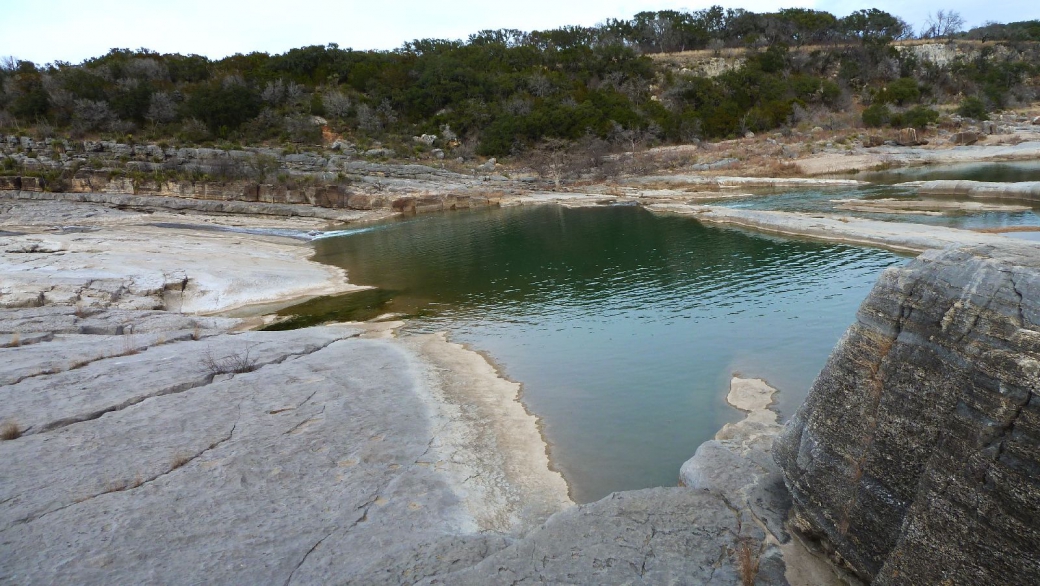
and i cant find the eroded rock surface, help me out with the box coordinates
[422,487,787,585]
[774,243,1040,584]
[0,316,564,584]
[0,306,797,584]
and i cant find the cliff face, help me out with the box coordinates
[774,243,1040,584]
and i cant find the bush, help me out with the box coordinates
[862,103,891,127]
[183,84,261,136]
[877,77,920,105]
[893,106,939,129]
[956,97,989,120]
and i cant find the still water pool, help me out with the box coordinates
[283,205,903,502]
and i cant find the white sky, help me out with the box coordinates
[1,0,1037,64]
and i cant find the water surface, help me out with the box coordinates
[297,206,902,502]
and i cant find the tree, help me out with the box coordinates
[922,10,965,39]
[145,92,177,125]
[183,83,261,135]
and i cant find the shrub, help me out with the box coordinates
[956,96,989,120]
[1,420,21,440]
[892,106,939,129]
[862,103,891,127]
[183,83,262,135]
[877,77,920,105]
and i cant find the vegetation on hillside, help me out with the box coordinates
[0,8,1037,159]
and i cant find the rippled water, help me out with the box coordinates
[291,206,903,502]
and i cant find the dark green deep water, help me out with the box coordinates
[289,205,903,502]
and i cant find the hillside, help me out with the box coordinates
[1,7,1038,174]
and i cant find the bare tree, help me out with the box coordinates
[71,99,114,133]
[922,10,965,39]
[531,139,570,189]
[322,90,352,118]
[145,92,177,125]
[356,104,382,134]
[261,80,285,105]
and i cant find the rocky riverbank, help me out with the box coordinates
[774,243,1040,584]
[0,197,797,584]
[3,131,1039,583]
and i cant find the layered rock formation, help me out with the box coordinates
[0,136,519,215]
[774,243,1040,584]
[914,179,1040,202]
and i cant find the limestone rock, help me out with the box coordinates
[916,180,1040,202]
[950,130,980,145]
[0,322,571,584]
[896,127,924,146]
[774,243,1040,584]
[422,488,787,585]
[680,378,790,542]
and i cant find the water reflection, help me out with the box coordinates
[303,206,902,502]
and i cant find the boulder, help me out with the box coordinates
[950,130,980,145]
[774,243,1040,584]
[896,127,921,146]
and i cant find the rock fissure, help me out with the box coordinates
[283,406,326,435]
[7,422,238,531]
[836,281,916,537]
[284,527,338,586]
[1008,271,1028,328]
[23,335,352,438]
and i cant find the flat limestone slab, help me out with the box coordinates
[0,326,361,437]
[647,204,1036,254]
[0,224,359,313]
[0,323,578,584]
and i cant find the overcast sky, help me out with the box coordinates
[2,0,1037,64]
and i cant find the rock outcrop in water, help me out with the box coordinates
[914,179,1040,201]
[774,243,1040,584]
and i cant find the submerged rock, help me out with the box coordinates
[774,243,1040,584]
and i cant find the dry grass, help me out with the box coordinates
[759,159,803,177]
[69,358,93,370]
[170,453,192,470]
[120,327,139,356]
[736,538,761,586]
[1,420,22,441]
[201,347,259,376]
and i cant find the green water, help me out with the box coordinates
[295,206,903,502]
